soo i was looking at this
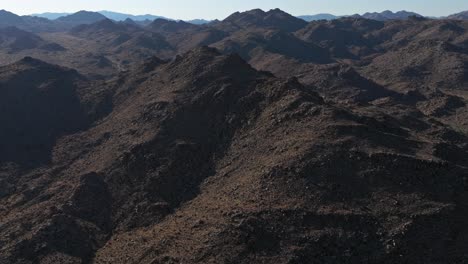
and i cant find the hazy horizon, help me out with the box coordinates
[2,0,468,20]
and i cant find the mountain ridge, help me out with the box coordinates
[1,6,468,263]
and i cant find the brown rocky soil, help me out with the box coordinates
[0,8,468,264]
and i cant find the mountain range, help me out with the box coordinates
[1,6,468,264]
[3,8,465,32]
[355,10,423,20]
[32,10,211,24]
[33,10,169,22]
[299,10,426,22]
[30,9,467,23]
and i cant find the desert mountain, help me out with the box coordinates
[0,10,57,32]
[296,17,384,59]
[447,11,468,20]
[147,18,199,33]
[33,11,209,24]
[212,28,332,71]
[0,27,64,52]
[1,46,467,264]
[356,10,423,21]
[1,10,110,32]
[1,8,468,264]
[70,19,174,60]
[56,11,107,26]
[220,8,307,32]
[0,9,23,25]
[145,19,227,52]
[97,11,167,21]
[298,14,338,21]
[30,12,70,20]
[70,18,136,36]
[0,57,88,166]
[187,19,212,25]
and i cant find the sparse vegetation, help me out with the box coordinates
[1,7,468,264]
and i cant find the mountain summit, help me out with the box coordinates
[223,8,307,31]
[56,11,107,25]
[357,10,423,20]
[1,7,468,264]
[447,11,468,20]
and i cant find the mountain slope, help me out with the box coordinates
[56,11,107,26]
[211,29,331,64]
[92,47,468,264]
[1,47,468,264]
[220,8,307,32]
[70,19,174,58]
[357,10,423,21]
[0,57,88,166]
[0,10,56,32]
[147,18,199,33]
[296,17,384,59]
[97,11,168,21]
[146,19,226,52]
[447,11,468,20]
[0,27,65,52]
[1,9,468,264]
[0,9,23,24]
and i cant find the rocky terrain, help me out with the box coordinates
[0,7,468,264]
[448,11,468,20]
[355,10,423,21]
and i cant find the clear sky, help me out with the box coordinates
[2,0,468,20]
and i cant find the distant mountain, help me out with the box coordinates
[0,26,64,52]
[70,18,173,58]
[3,7,468,264]
[147,18,198,33]
[56,11,107,25]
[357,10,423,21]
[70,18,130,35]
[33,10,206,24]
[100,13,212,25]
[31,12,70,20]
[134,19,154,27]
[32,11,162,21]
[122,18,138,25]
[447,11,468,20]
[298,14,338,21]
[212,29,331,65]
[97,11,169,21]
[0,9,24,24]
[222,8,307,32]
[186,19,211,25]
[0,9,58,32]
[295,17,384,59]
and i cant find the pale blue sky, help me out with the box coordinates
[2,0,468,20]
